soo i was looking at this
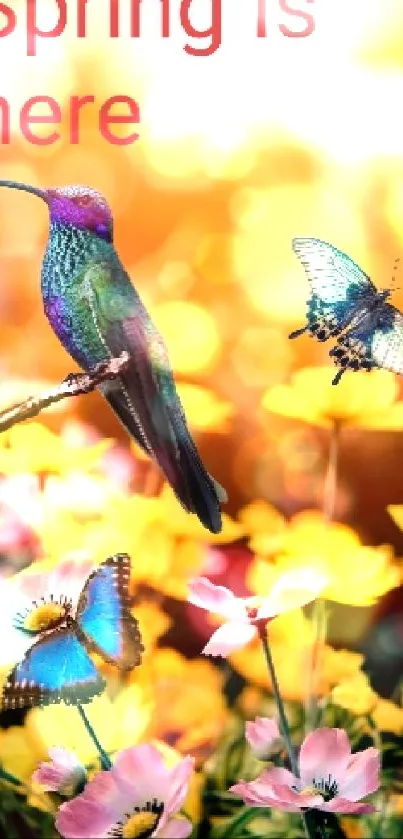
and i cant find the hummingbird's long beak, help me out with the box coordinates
[0,180,48,203]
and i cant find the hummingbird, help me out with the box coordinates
[0,180,227,533]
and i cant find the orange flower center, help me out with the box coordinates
[23,602,66,633]
[122,812,158,839]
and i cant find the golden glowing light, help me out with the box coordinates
[151,301,221,374]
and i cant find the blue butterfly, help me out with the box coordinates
[2,554,143,710]
[289,238,403,384]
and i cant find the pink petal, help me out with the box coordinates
[340,748,380,801]
[164,756,194,816]
[230,767,319,807]
[32,747,84,794]
[270,782,323,810]
[230,772,322,813]
[257,569,327,620]
[203,621,256,656]
[113,745,171,806]
[188,578,247,621]
[48,747,81,769]
[257,767,301,787]
[47,557,96,606]
[73,769,132,818]
[245,717,282,758]
[156,817,193,838]
[56,799,115,838]
[230,783,304,812]
[319,797,376,814]
[299,728,352,788]
[18,572,47,602]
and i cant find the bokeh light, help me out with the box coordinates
[0,4,402,836]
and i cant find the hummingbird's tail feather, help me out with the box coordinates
[171,413,226,533]
[101,306,226,533]
[105,383,225,533]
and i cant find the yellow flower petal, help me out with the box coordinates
[0,422,112,475]
[26,685,152,766]
[263,366,400,429]
[139,649,228,756]
[238,501,287,556]
[176,383,234,432]
[159,486,243,544]
[372,699,403,734]
[331,671,378,716]
[249,511,400,606]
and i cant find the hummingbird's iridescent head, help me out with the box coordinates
[0,180,114,243]
[46,185,113,242]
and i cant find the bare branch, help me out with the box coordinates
[0,352,131,433]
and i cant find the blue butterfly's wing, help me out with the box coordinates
[2,627,105,709]
[291,239,378,341]
[76,554,143,670]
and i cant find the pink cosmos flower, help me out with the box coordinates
[245,717,283,760]
[56,743,193,838]
[33,747,86,796]
[231,727,380,814]
[188,568,326,656]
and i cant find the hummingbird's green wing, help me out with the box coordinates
[81,260,185,484]
[82,259,224,532]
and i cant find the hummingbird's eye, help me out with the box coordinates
[75,195,92,207]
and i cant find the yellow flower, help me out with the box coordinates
[0,422,111,474]
[26,684,152,769]
[230,610,311,700]
[135,602,172,652]
[320,649,365,693]
[138,649,228,758]
[372,699,403,734]
[262,366,403,429]
[158,485,243,544]
[331,671,378,716]
[0,725,41,782]
[184,769,205,826]
[19,475,242,599]
[230,609,364,701]
[387,505,403,537]
[389,794,403,817]
[340,818,367,838]
[331,670,403,733]
[176,383,235,433]
[238,500,287,556]
[248,511,400,606]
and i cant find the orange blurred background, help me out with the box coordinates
[0,1,403,644]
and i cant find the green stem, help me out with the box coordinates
[366,716,386,839]
[77,705,112,770]
[259,626,319,839]
[224,806,267,837]
[259,625,298,776]
[0,767,23,787]
[305,422,340,732]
